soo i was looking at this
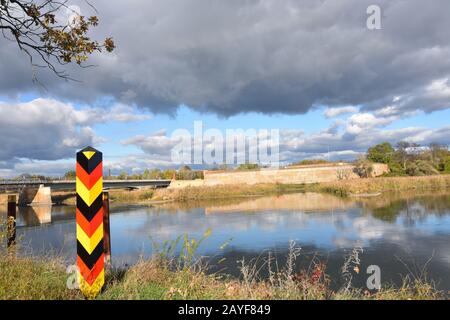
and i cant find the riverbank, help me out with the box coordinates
[114,174,450,203]
[313,174,450,196]
[0,252,444,300]
[47,175,450,205]
[4,174,449,206]
[49,183,308,205]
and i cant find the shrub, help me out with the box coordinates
[444,157,450,173]
[237,163,260,171]
[354,158,374,178]
[406,160,439,176]
[387,161,406,176]
[291,159,330,166]
[367,142,395,164]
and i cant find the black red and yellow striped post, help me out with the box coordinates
[76,146,104,299]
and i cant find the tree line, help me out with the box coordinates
[62,165,204,181]
[362,141,450,176]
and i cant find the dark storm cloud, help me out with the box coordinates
[0,98,148,165]
[1,0,450,116]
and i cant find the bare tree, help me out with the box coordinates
[0,0,115,80]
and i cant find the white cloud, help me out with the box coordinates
[0,98,97,163]
[324,106,359,118]
[0,98,151,169]
[425,78,450,99]
[121,130,179,157]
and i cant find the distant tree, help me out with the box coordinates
[353,157,374,178]
[406,160,439,176]
[0,0,115,80]
[428,143,450,171]
[237,163,260,171]
[177,166,196,180]
[64,170,76,180]
[429,143,447,160]
[161,169,176,180]
[366,141,449,177]
[15,173,32,180]
[291,159,330,166]
[395,141,411,170]
[443,157,450,173]
[385,161,405,176]
[367,142,395,164]
[117,171,128,180]
[143,169,162,179]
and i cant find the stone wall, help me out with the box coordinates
[202,163,389,186]
[168,179,205,189]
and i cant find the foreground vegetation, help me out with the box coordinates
[1,202,448,301]
[0,245,445,300]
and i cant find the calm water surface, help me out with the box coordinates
[2,191,450,290]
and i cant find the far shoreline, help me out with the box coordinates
[29,174,450,206]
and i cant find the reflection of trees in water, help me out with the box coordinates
[371,201,406,223]
[369,194,450,224]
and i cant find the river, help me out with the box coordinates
[2,191,450,291]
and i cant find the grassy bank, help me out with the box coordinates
[0,254,82,300]
[49,184,308,205]
[151,183,307,202]
[0,251,444,300]
[0,221,445,300]
[312,174,450,197]
[111,175,450,203]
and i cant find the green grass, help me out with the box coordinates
[0,254,83,300]
[0,253,444,300]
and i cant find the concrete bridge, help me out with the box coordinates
[0,179,171,191]
[0,179,171,206]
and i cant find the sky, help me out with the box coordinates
[1,0,450,177]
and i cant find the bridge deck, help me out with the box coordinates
[0,180,172,191]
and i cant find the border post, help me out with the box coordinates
[76,146,104,299]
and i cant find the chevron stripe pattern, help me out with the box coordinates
[76,146,104,299]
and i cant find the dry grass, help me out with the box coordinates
[0,253,83,300]
[0,227,444,300]
[314,175,450,196]
[151,184,307,202]
[48,184,306,205]
[108,189,155,203]
[98,242,446,300]
[0,250,445,300]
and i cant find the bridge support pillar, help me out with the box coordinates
[18,184,52,207]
